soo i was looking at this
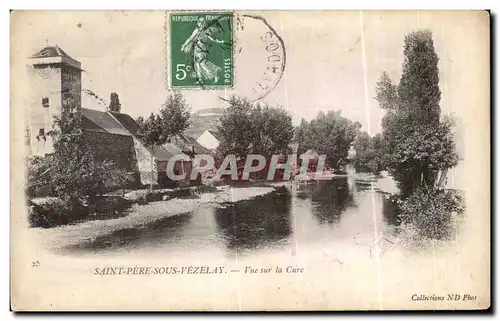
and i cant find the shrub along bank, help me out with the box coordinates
[28,196,134,228]
[28,185,219,228]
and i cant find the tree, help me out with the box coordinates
[294,111,361,171]
[374,72,398,111]
[135,92,192,189]
[352,132,384,174]
[108,92,122,112]
[34,93,134,206]
[217,96,294,157]
[82,88,107,108]
[48,97,99,203]
[136,114,166,191]
[376,30,459,198]
[370,133,385,172]
[159,91,191,139]
[27,155,55,197]
[353,131,374,173]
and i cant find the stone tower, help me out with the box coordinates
[26,45,82,156]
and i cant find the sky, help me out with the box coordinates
[12,10,488,134]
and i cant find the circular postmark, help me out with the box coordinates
[166,11,286,102]
[220,13,286,103]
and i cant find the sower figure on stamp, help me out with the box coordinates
[181,17,225,84]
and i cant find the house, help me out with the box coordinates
[196,130,220,151]
[171,133,211,156]
[25,45,192,188]
[82,108,185,187]
[347,145,356,159]
[298,149,320,173]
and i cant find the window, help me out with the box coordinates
[42,97,49,108]
[25,128,30,145]
[37,128,46,141]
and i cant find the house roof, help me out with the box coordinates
[81,108,191,161]
[163,143,183,155]
[171,133,212,154]
[152,144,178,161]
[81,108,132,136]
[109,112,141,136]
[108,111,183,161]
[185,135,212,154]
[207,130,221,141]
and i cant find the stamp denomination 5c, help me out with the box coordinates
[168,11,234,89]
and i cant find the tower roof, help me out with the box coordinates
[29,45,82,70]
[30,45,74,59]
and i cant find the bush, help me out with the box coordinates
[27,198,87,228]
[399,188,464,240]
[86,196,133,220]
[28,196,134,228]
[27,156,55,198]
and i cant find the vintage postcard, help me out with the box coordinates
[10,10,490,311]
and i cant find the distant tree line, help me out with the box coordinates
[295,111,361,172]
[351,131,384,175]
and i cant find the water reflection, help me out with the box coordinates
[214,187,292,252]
[297,178,356,225]
[60,176,398,256]
[382,196,401,226]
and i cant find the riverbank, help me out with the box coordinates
[30,185,276,250]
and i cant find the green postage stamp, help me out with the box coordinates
[168,11,234,89]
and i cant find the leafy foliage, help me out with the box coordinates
[352,132,384,174]
[136,113,166,148]
[28,195,134,228]
[28,97,134,204]
[217,96,294,157]
[294,111,361,171]
[48,103,99,201]
[399,188,464,240]
[27,155,54,197]
[136,92,191,152]
[27,198,77,228]
[374,30,464,242]
[376,30,459,197]
[82,88,107,108]
[135,91,191,189]
[136,113,165,190]
[108,92,122,112]
[159,91,191,139]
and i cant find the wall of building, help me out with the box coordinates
[131,138,193,188]
[26,63,82,157]
[27,65,62,156]
[133,137,157,186]
[157,159,194,188]
[84,130,135,171]
[197,131,220,150]
[61,66,82,111]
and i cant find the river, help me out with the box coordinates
[70,172,400,259]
